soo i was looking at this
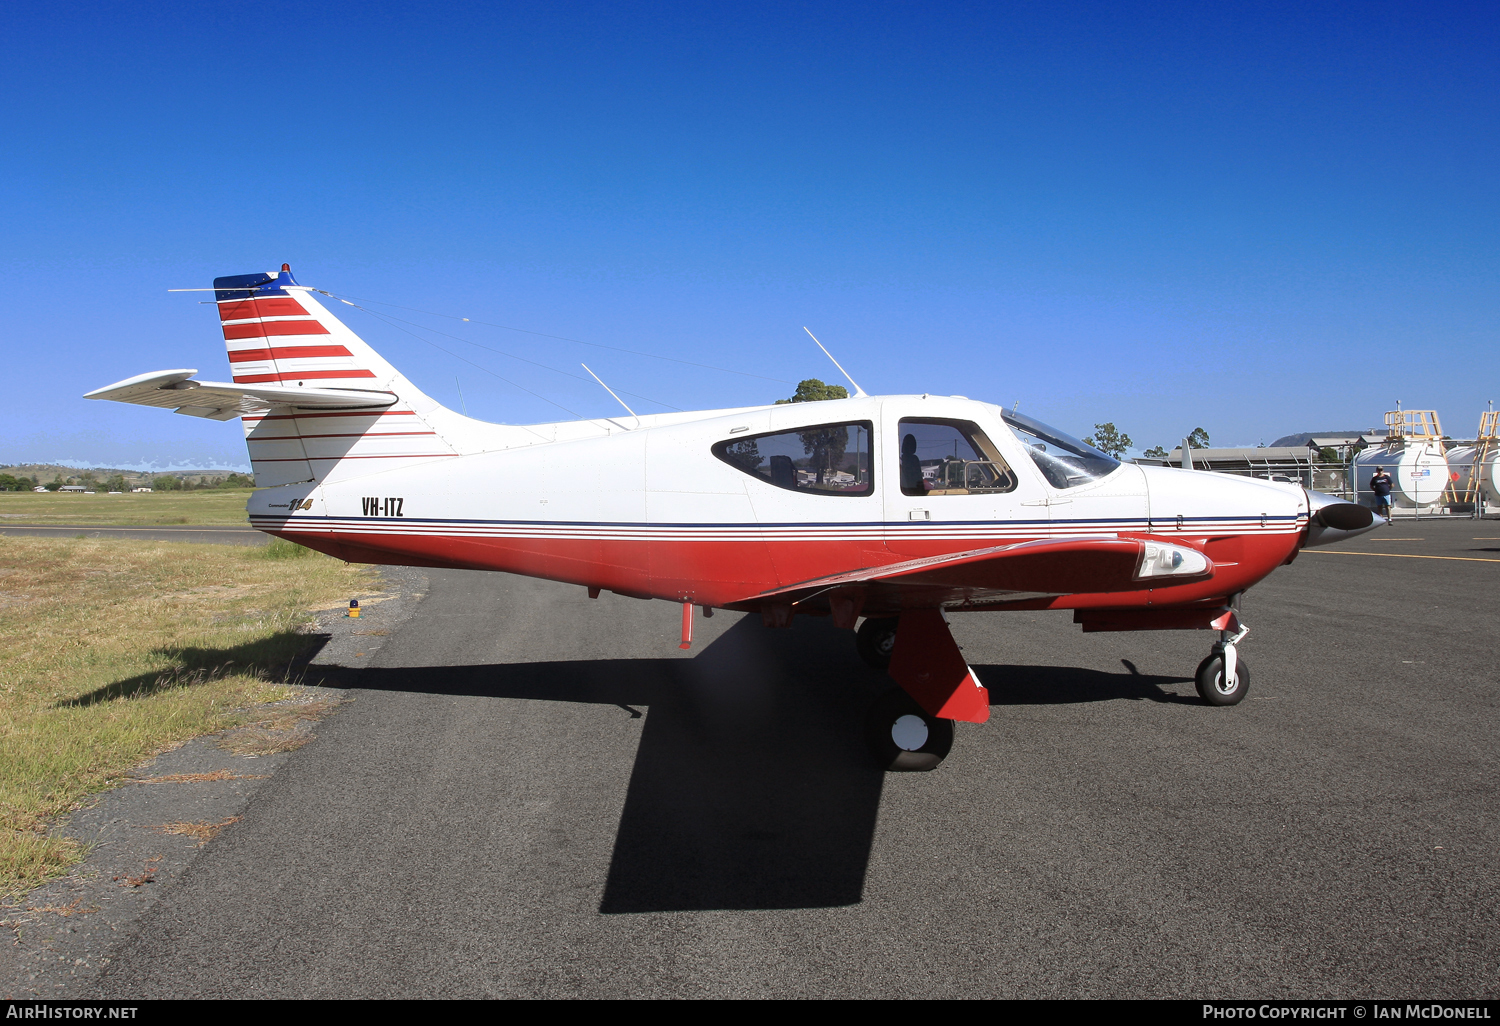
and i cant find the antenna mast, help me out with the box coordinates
[581,364,640,429]
[802,328,867,398]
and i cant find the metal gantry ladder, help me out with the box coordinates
[1385,408,1443,443]
[1457,410,1500,509]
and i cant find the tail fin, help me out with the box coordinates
[214,267,462,487]
[86,265,520,488]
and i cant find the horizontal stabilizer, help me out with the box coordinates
[84,369,398,419]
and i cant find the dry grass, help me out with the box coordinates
[145,817,241,845]
[129,770,269,784]
[0,489,255,526]
[27,897,99,916]
[114,870,157,888]
[0,536,374,899]
[217,697,342,756]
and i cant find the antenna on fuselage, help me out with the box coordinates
[581,363,640,429]
[802,328,867,398]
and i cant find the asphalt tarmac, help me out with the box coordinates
[81,518,1500,997]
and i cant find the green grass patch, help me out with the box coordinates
[261,538,316,560]
[0,489,256,526]
[0,537,376,899]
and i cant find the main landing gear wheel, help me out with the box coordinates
[864,687,954,772]
[1195,654,1250,706]
[856,617,899,670]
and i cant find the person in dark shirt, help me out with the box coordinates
[1370,466,1393,517]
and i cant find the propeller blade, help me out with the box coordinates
[1314,502,1375,531]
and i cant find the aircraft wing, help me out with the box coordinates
[84,369,398,420]
[747,536,1213,609]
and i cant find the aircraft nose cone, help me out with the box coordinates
[1304,489,1384,547]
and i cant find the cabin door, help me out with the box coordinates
[883,415,1051,559]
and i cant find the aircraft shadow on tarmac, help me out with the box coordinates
[343,617,1195,914]
[67,619,1197,913]
[978,660,1196,706]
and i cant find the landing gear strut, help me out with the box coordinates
[1196,622,1250,706]
[864,687,954,772]
[857,611,988,771]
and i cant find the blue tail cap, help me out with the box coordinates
[213,265,299,302]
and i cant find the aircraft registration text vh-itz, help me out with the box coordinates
[87,266,1383,770]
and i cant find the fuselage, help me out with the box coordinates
[249,394,1309,614]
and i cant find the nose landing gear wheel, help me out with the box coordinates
[856,616,899,670]
[864,687,954,771]
[1195,654,1250,706]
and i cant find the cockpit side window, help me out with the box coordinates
[1000,409,1120,489]
[896,419,1017,497]
[713,421,873,496]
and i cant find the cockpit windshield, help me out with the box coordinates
[1000,409,1121,489]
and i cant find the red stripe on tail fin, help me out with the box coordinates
[228,345,353,363]
[218,297,310,319]
[222,320,331,340]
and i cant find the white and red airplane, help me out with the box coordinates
[86,266,1382,770]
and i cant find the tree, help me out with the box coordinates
[104,474,127,492]
[775,379,849,405]
[799,426,849,486]
[1082,422,1132,459]
[153,475,182,491]
[45,477,62,492]
[772,379,852,484]
[718,438,763,475]
[1187,427,1210,449]
[1142,445,1170,460]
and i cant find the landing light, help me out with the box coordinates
[1136,541,1209,580]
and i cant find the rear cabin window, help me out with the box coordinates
[713,422,873,496]
[897,418,1017,497]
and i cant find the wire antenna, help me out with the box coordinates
[802,328,867,398]
[581,364,640,429]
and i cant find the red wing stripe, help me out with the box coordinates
[242,411,416,422]
[217,297,309,319]
[232,370,377,383]
[251,454,454,462]
[246,432,438,441]
[222,320,331,340]
[228,345,353,363]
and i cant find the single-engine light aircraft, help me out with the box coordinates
[86,266,1383,770]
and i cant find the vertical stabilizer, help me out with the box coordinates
[214,267,463,486]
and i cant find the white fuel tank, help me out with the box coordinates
[1442,445,1500,504]
[1354,441,1451,508]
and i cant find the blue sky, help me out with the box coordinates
[2,0,1496,469]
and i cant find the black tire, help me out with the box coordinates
[855,616,899,670]
[864,687,954,772]
[1195,654,1250,706]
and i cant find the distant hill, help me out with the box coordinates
[0,464,250,490]
[1270,430,1388,447]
